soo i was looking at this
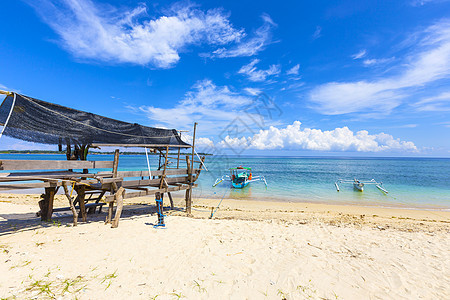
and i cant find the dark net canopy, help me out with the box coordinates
[0,93,190,148]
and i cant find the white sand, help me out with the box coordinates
[0,197,449,299]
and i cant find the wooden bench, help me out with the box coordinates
[0,152,204,228]
[99,154,204,227]
[0,158,118,224]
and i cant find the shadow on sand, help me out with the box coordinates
[0,204,185,236]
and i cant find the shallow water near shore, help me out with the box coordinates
[1,154,449,210]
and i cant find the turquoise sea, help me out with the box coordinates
[1,154,449,210]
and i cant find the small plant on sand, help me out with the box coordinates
[0,244,10,254]
[277,289,288,300]
[170,290,185,299]
[26,279,55,298]
[35,242,45,247]
[101,270,118,283]
[10,260,31,270]
[101,270,118,290]
[192,280,206,293]
[295,280,317,298]
[51,220,61,227]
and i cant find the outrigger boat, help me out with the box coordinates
[213,166,267,189]
[335,179,388,194]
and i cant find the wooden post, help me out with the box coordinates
[113,149,120,176]
[62,182,78,226]
[185,155,192,215]
[168,192,174,210]
[188,123,197,215]
[158,146,169,214]
[39,194,49,221]
[111,187,125,228]
[45,186,56,221]
[76,186,87,222]
[107,149,120,224]
[177,132,182,169]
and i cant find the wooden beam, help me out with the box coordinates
[103,184,195,202]
[121,176,188,188]
[97,168,199,178]
[0,160,114,171]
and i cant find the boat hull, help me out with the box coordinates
[353,183,364,191]
[232,181,250,189]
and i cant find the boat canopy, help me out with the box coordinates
[0,91,190,148]
[230,166,251,170]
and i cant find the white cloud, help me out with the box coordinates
[238,59,281,82]
[219,121,418,152]
[243,87,262,95]
[352,49,367,59]
[410,0,448,6]
[309,19,450,115]
[413,91,450,111]
[312,26,322,40]
[28,0,245,68]
[136,79,263,135]
[362,57,394,66]
[286,64,300,75]
[208,14,276,58]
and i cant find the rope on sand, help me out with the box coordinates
[209,187,230,219]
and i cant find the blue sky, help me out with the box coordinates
[1,0,450,156]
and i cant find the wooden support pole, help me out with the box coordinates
[75,186,87,222]
[45,186,56,221]
[62,182,78,226]
[185,155,192,215]
[168,192,174,210]
[111,187,125,228]
[187,123,197,215]
[107,149,120,225]
[177,132,181,169]
[38,194,49,221]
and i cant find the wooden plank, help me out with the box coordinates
[0,182,54,190]
[0,160,114,171]
[104,184,194,202]
[97,168,199,178]
[0,171,100,182]
[0,176,122,191]
[52,202,105,213]
[121,176,188,188]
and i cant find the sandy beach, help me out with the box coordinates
[1,194,449,299]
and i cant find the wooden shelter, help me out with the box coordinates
[0,90,205,227]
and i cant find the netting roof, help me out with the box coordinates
[0,93,190,148]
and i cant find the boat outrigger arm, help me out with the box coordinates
[335,179,388,194]
[213,175,268,187]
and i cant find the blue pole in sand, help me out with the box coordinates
[154,193,165,228]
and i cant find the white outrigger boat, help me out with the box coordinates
[335,179,388,194]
